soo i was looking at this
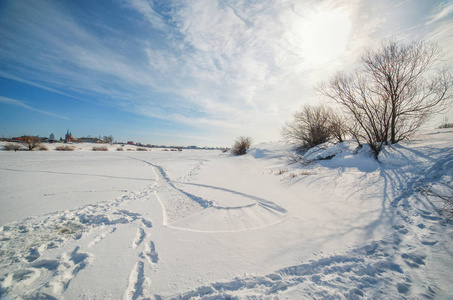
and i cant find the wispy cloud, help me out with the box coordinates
[123,0,168,30]
[0,96,69,120]
[0,72,88,103]
[426,2,453,25]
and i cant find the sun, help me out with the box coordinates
[300,10,352,65]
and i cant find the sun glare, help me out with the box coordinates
[301,10,352,65]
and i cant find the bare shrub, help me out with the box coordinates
[38,145,49,151]
[277,170,287,175]
[231,136,252,155]
[92,146,108,151]
[438,123,453,129]
[116,147,124,151]
[282,105,346,150]
[136,148,148,151]
[319,40,453,157]
[438,117,453,129]
[299,171,313,176]
[55,145,74,151]
[4,143,22,151]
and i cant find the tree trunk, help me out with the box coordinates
[390,100,397,144]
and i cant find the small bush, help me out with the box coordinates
[116,147,124,151]
[136,148,148,151]
[438,123,453,129]
[282,105,345,151]
[231,136,252,156]
[92,146,108,151]
[299,171,313,176]
[55,145,74,151]
[4,143,21,151]
[38,145,49,151]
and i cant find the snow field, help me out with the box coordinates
[0,130,452,299]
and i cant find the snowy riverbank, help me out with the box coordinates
[1,129,452,299]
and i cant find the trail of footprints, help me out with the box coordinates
[125,226,159,300]
[0,205,158,299]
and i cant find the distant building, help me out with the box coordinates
[65,129,76,143]
[11,136,39,142]
[78,137,99,143]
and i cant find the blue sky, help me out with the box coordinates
[1,0,452,146]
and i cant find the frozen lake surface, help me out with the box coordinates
[1,131,452,299]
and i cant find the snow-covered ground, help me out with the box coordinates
[0,130,452,299]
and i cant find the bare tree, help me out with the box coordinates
[103,135,114,144]
[282,105,346,150]
[21,136,41,151]
[319,40,453,157]
[231,136,252,155]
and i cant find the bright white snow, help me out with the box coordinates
[0,130,452,299]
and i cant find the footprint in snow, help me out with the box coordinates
[88,227,116,248]
[141,241,159,264]
[49,246,92,294]
[132,227,146,248]
[401,252,426,268]
[124,261,151,300]
[3,246,92,297]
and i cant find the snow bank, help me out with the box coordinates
[247,141,289,159]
